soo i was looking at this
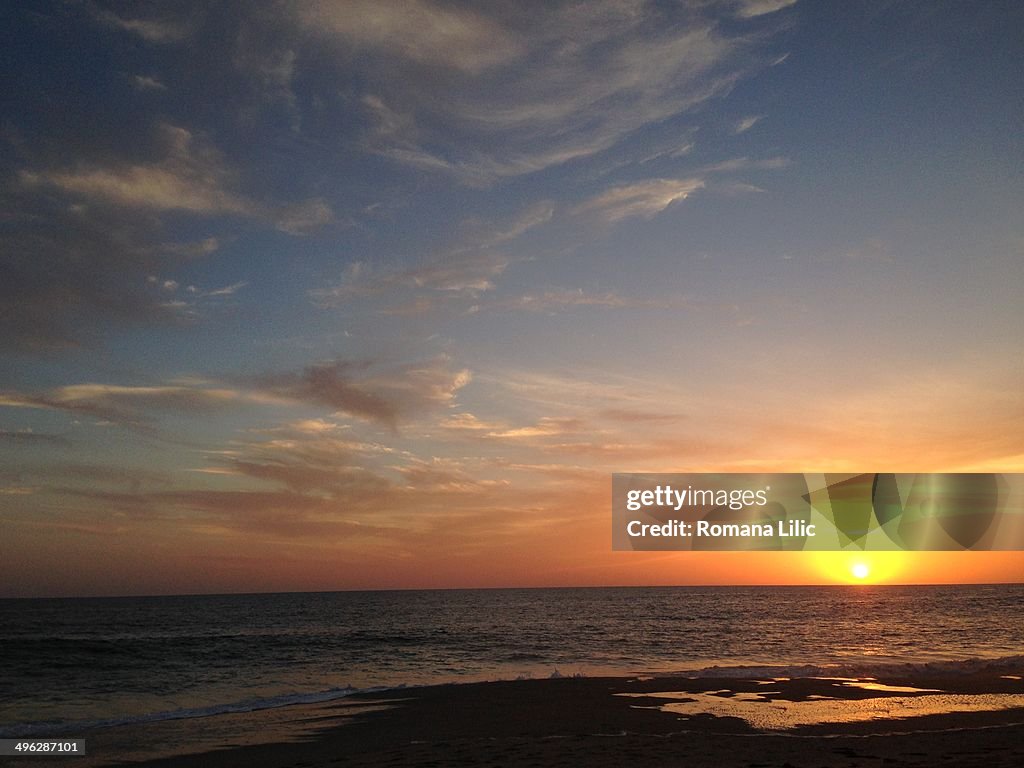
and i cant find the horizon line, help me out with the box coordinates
[4,580,1023,601]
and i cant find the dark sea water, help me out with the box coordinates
[2,585,1022,736]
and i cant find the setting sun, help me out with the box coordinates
[808,551,955,585]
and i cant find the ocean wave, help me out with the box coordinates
[0,685,381,739]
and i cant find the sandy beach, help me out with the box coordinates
[15,669,1024,768]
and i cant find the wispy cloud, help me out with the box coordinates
[732,0,798,19]
[699,155,789,173]
[93,9,192,43]
[469,202,556,248]
[313,252,511,308]
[405,254,510,294]
[288,0,785,182]
[130,75,167,92]
[21,124,254,216]
[1,355,470,431]
[65,432,552,545]
[20,123,332,232]
[260,358,471,430]
[733,115,763,134]
[159,237,222,259]
[487,417,586,439]
[204,281,248,297]
[232,39,300,128]
[574,177,705,222]
[293,0,522,74]
[394,457,504,493]
[438,413,505,432]
[570,155,787,225]
[313,201,552,308]
[485,289,692,313]
[274,198,334,235]
[140,277,240,318]
[0,384,255,425]
[214,430,393,494]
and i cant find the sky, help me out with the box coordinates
[1,0,1022,597]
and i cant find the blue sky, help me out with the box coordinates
[2,1,1022,596]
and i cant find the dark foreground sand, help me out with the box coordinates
[13,672,1024,768]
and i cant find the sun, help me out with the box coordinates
[811,552,910,584]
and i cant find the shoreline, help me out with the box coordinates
[8,653,1023,740]
[11,669,1024,768]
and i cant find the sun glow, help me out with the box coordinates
[810,552,912,584]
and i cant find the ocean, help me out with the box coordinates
[2,585,1022,737]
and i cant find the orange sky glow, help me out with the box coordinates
[3,1,1023,599]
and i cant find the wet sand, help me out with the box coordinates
[13,672,1024,767]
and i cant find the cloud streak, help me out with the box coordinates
[0,384,255,425]
[294,0,522,74]
[313,202,553,309]
[282,0,785,182]
[21,124,331,232]
[93,9,193,43]
[261,358,471,430]
[574,177,705,222]
[733,115,763,134]
[313,253,511,308]
[732,0,798,19]
[484,289,693,314]
[1,356,470,431]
